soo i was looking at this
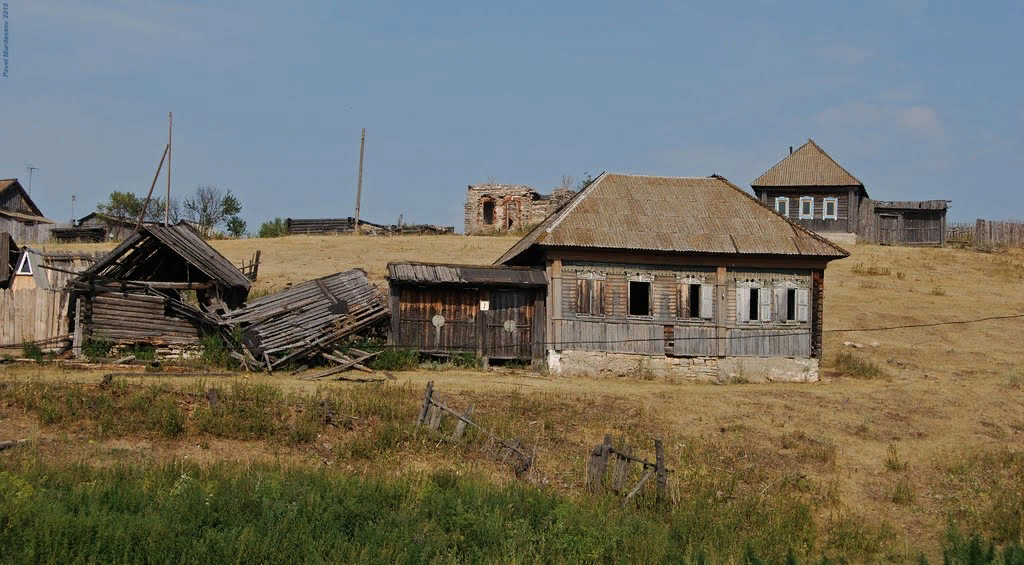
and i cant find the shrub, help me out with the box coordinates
[21,342,44,363]
[82,338,114,359]
[891,481,915,504]
[368,348,420,371]
[258,217,287,238]
[834,352,885,379]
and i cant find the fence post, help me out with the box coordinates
[417,381,434,426]
[451,403,474,442]
[587,434,613,492]
[655,437,667,505]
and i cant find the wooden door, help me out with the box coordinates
[397,288,479,353]
[878,214,901,245]
[482,289,536,359]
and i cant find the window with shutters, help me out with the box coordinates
[677,279,714,320]
[799,197,814,219]
[823,197,838,220]
[736,281,772,324]
[575,274,605,317]
[772,283,811,324]
[775,197,789,217]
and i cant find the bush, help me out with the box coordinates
[21,342,44,363]
[368,348,420,371]
[82,338,114,359]
[199,333,238,369]
[258,217,287,238]
[834,352,885,379]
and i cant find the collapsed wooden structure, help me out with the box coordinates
[587,434,671,506]
[220,269,389,371]
[70,223,251,350]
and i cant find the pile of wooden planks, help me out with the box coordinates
[220,269,389,372]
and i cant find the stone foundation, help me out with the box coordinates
[547,350,818,383]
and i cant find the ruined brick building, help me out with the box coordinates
[464,184,574,235]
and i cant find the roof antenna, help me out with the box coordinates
[25,164,39,195]
[789,146,793,155]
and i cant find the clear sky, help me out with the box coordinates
[2,0,1021,229]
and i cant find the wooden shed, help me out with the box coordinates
[0,179,56,244]
[387,262,547,360]
[863,200,948,246]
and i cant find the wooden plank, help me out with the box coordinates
[450,403,475,442]
[655,437,667,504]
[417,381,434,426]
[612,441,631,494]
[622,469,654,507]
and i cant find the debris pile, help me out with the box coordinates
[220,269,389,372]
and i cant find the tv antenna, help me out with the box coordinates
[25,164,39,195]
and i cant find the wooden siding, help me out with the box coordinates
[0,289,69,351]
[392,286,544,359]
[555,261,816,358]
[0,188,35,215]
[0,218,62,244]
[876,210,945,245]
[758,188,858,233]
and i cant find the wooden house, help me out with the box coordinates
[494,173,849,381]
[387,262,547,360]
[751,140,949,246]
[0,179,56,243]
[70,223,251,350]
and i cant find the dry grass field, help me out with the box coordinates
[6,235,1023,561]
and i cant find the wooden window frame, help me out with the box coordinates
[735,280,772,325]
[773,281,810,324]
[575,272,606,318]
[627,276,653,318]
[799,197,814,220]
[823,197,838,220]
[15,253,31,276]
[774,197,789,217]
[676,277,714,322]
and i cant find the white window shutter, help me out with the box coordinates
[759,287,772,322]
[736,287,749,323]
[700,284,713,319]
[774,287,786,321]
[797,289,810,322]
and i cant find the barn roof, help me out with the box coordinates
[0,179,45,218]
[496,173,849,265]
[79,223,251,306]
[873,200,949,211]
[388,261,547,286]
[751,140,864,189]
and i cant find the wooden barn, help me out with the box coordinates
[70,223,251,350]
[751,140,950,246]
[387,262,547,360]
[495,173,850,381]
[0,179,56,244]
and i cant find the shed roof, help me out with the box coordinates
[80,223,250,306]
[0,179,45,217]
[751,140,864,190]
[496,173,849,265]
[388,261,547,286]
[872,200,949,211]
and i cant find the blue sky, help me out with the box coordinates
[2,0,1022,229]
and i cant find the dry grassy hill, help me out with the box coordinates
[19,234,1024,560]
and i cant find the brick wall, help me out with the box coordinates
[464,184,573,235]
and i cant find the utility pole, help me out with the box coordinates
[71,195,76,224]
[26,165,39,195]
[354,127,365,235]
[165,112,172,226]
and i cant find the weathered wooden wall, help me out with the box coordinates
[555,262,814,358]
[974,219,1024,247]
[391,286,544,359]
[0,219,67,244]
[756,188,861,234]
[82,292,204,346]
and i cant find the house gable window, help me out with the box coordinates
[677,278,713,320]
[774,197,790,217]
[799,197,814,219]
[823,197,838,220]
[575,272,605,316]
[15,253,31,276]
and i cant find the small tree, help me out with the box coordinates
[183,185,243,235]
[226,217,247,238]
[258,218,287,238]
[577,172,596,191]
[96,191,178,225]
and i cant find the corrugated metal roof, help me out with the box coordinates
[751,140,863,188]
[496,173,849,265]
[388,261,547,286]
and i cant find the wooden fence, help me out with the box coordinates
[0,289,70,352]
[946,219,1024,247]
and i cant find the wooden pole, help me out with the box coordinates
[655,437,667,504]
[354,128,365,235]
[133,144,170,236]
[165,112,172,226]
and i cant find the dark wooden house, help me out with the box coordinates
[387,262,547,360]
[70,223,251,350]
[752,140,949,246]
[0,179,56,243]
[495,173,849,381]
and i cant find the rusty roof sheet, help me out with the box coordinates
[496,173,848,265]
[751,140,863,188]
[388,261,546,286]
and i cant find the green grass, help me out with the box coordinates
[833,352,885,379]
[20,342,44,363]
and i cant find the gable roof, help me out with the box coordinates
[0,179,45,217]
[496,173,849,265]
[751,140,864,190]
